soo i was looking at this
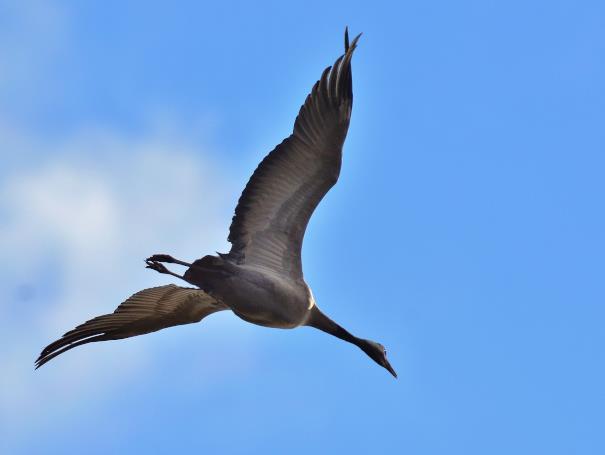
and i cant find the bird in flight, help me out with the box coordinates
[36,29,397,378]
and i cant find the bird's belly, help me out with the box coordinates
[229,292,309,329]
[220,271,311,329]
[231,307,301,329]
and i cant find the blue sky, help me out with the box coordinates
[1,0,604,453]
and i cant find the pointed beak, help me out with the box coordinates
[383,358,397,378]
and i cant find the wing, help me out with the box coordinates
[35,284,227,368]
[226,29,362,279]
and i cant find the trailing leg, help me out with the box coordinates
[145,260,184,280]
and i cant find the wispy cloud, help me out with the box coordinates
[0,121,238,442]
[0,2,253,449]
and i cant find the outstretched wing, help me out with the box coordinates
[36,284,227,368]
[226,30,361,279]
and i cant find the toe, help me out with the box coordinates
[147,254,174,263]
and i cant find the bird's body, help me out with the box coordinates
[185,256,313,329]
[36,29,397,378]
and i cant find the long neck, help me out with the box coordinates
[306,307,362,348]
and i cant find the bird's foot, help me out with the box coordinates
[146,254,177,263]
[146,254,192,267]
[145,260,172,274]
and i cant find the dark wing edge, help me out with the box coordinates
[35,284,227,369]
[226,29,362,278]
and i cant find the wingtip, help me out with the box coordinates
[350,32,363,50]
[345,26,350,51]
[34,349,48,369]
[344,29,362,55]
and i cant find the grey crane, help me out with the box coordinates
[36,29,396,378]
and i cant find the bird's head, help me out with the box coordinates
[358,339,397,378]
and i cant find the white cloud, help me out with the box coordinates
[0,2,255,446]
[0,122,241,441]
